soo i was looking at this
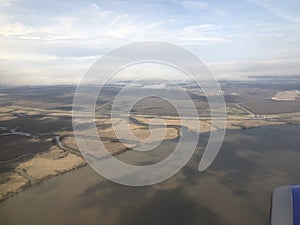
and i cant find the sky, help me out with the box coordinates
[0,0,300,85]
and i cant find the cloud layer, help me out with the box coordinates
[0,0,299,85]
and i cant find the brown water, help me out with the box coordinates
[1,124,300,225]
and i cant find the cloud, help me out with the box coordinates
[0,0,18,7]
[0,0,299,85]
[178,24,227,43]
[209,59,300,80]
[182,24,220,32]
[0,14,34,37]
[251,0,300,23]
[180,0,207,10]
[53,17,77,29]
[91,3,99,10]
[0,56,95,85]
[90,3,111,21]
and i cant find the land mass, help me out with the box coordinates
[1,76,300,201]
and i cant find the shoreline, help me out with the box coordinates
[1,122,298,203]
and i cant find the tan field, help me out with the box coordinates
[0,115,16,121]
[224,119,285,129]
[133,115,286,131]
[62,135,135,153]
[0,172,28,202]
[133,116,215,133]
[272,90,300,101]
[16,146,86,181]
[99,118,179,142]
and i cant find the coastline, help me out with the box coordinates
[1,120,295,203]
